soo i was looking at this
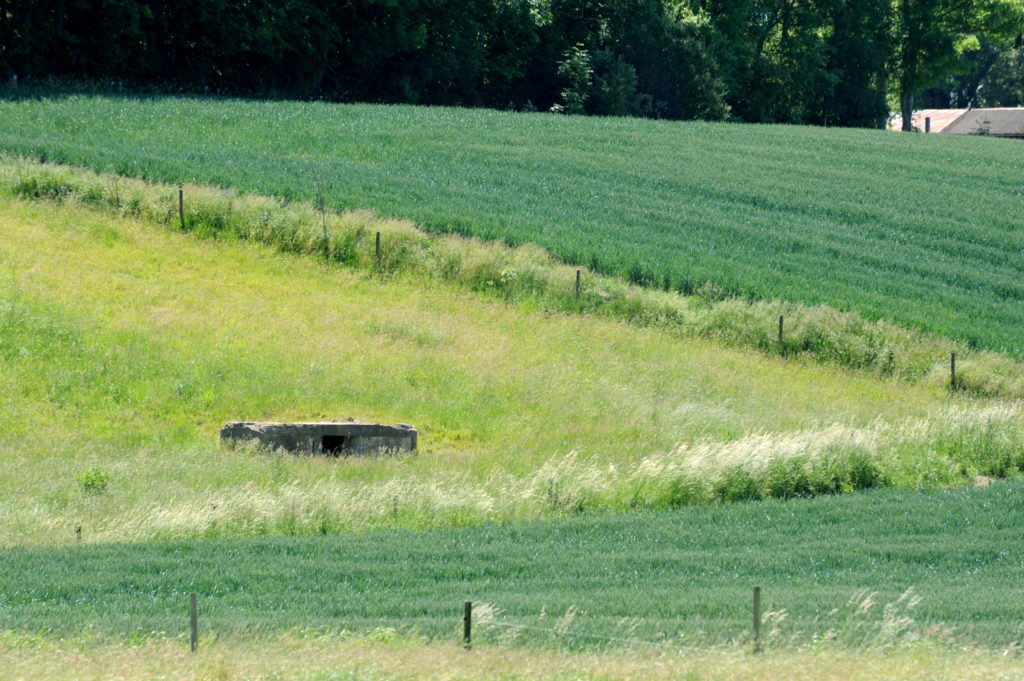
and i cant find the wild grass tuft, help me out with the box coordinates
[29,403,1020,543]
[78,469,110,495]
[5,631,1024,681]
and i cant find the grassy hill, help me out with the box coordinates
[2,177,1024,547]
[1,95,1023,353]
[3,154,1024,677]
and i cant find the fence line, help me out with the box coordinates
[484,620,708,653]
[180,589,765,655]
[468,588,763,654]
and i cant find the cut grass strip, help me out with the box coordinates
[6,634,1024,681]
[4,634,1024,681]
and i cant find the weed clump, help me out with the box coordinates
[78,469,109,495]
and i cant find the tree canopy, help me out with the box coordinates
[892,0,1024,128]
[1,0,1021,127]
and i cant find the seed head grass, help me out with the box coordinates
[5,633,1024,681]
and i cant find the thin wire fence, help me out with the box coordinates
[460,596,763,655]
[53,585,954,657]
[483,620,713,653]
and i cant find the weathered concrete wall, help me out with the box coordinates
[220,421,417,455]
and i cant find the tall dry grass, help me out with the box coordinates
[51,403,1020,543]
[3,628,1023,681]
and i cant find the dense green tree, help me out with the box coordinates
[979,34,1024,104]
[554,43,592,113]
[0,0,1020,128]
[922,33,1023,106]
[698,0,831,123]
[546,0,726,118]
[891,0,1024,129]
[818,0,891,127]
[588,48,638,115]
[612,1,726,118]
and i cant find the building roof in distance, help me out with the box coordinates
[889,109,966,133]
[889,108,1024,137]
[943,108,1024,137]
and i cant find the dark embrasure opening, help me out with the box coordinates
[321,435,348,455]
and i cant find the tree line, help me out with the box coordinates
[1,0,1022,128]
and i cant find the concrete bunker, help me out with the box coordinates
[220,421,417,456]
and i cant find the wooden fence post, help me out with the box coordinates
[777,315,784,355]
[178,188,186,231]
[375,231,381,264]
[190,591,198,652]
[753,585,762,654]
[575,269,581,301]
[950,352,957,390]
[463,601,472,650]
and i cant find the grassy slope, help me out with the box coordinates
[3,195,1006,545]
[2,483,1023,647]
[1,96,1023,353]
